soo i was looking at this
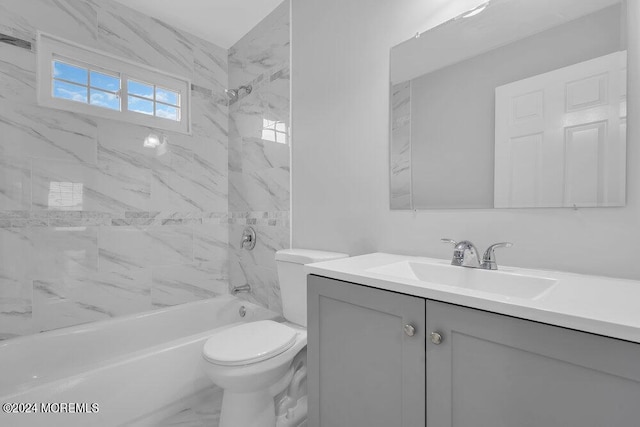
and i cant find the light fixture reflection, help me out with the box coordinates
[156,136,169,156]
[461,1,490,19]
[143,133,161,148]
[143,132,169,156]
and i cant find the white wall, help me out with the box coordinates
[291,0,640,280]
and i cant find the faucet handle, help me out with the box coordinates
[441,238,458,246]
[241,226,256,250]
[481,242,513,270]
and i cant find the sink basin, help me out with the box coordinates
[367,260,557,299]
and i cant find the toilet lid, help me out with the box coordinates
[203,320,298,366]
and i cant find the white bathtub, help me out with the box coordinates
[0,295,277,427]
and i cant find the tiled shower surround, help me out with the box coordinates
[0,0,290,339]
[228,0,291,315]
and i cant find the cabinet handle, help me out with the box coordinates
[430,331,443,345]
[404,324,416,337]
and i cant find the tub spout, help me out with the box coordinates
[231,284,251,295]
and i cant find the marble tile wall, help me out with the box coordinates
[0,0,229,339]
[228,0,291,315]
[390,81,412,209]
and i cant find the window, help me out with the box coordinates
[127,79,181,121]
[53,61,121,111]
[38,32,190,134]
[262,119,288,144]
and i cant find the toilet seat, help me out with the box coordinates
[203,320,298,366]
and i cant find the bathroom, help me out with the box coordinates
[0,0,638,425]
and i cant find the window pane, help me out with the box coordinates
[262,129,276,142]
[90,89,120,111]
[53,80,88,103]
[53,61,88,85]
[276,132,287,144]
[156,87,179,106]
[90,71,120,92]
[263,119,276,130]
[128,80,154,99]
[128,96,154,115]
[155,103,180,121]
[275,122,286,132]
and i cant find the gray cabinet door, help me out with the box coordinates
[426,300,640,427]
[308,275,426,427]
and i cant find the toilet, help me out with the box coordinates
[202,249,348,427]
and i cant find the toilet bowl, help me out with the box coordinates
[203,321,307,427]
[202,249,348,427]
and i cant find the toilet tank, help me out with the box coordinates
[276,249,349,326]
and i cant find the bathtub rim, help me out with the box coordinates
[0,294,272,348]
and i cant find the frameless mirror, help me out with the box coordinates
[390,0,627,209]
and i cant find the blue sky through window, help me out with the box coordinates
[53,60,120,111]
[90,71,119,92]
[53,80,87,103]
[53,61,87,85]
[90,89,119,110]
[127,79,181,121]
[128,80,154,99]
[51,61,181,121]
[128,96,153,115]
[156,87,179,106]
[41,33,189,133]
[156,103,179,120]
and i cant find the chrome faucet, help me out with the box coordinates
[442,239,512,270]
[231,284,251,295]
[441,239,480,268]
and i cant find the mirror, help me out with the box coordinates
[390,0,627,209]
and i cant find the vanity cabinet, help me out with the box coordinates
[427,300,640,427]
[308,275,640,427]
[307,275,426,427]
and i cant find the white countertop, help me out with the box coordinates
[305,253,640,344]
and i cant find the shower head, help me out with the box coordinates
[225,85,252,100]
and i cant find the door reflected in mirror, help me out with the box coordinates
[389,0,627,210]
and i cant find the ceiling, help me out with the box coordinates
[113,0,285,49]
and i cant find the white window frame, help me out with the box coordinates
[37,32,191,134]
